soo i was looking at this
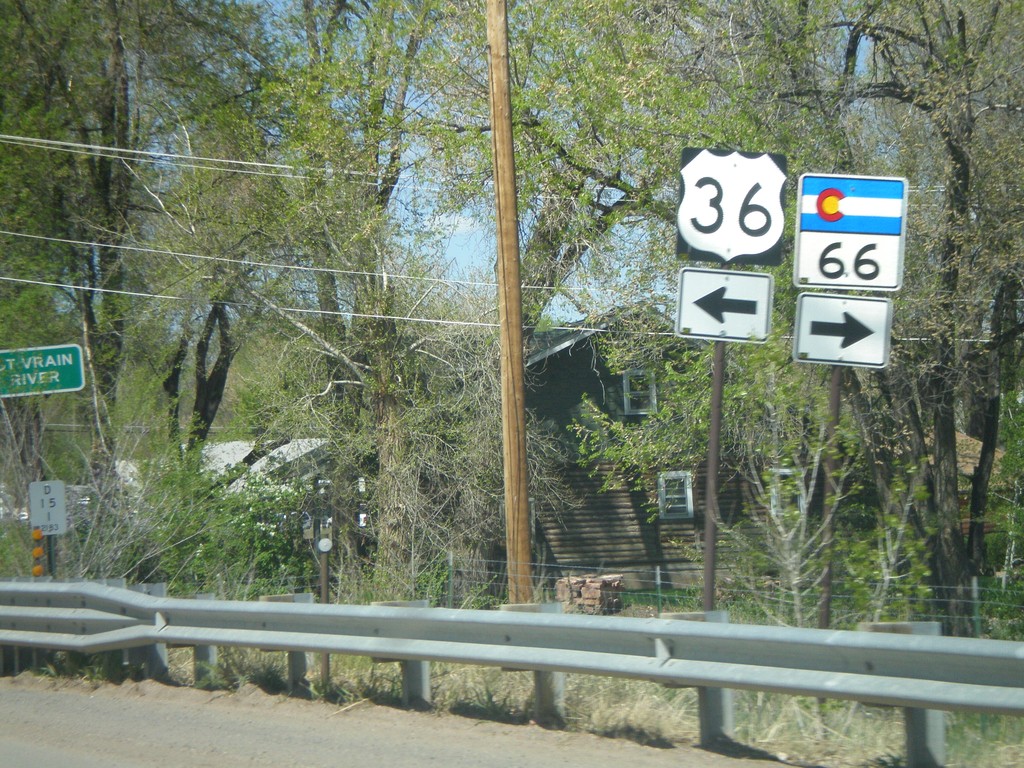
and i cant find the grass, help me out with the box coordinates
[165,648,1022,766]
[12,576,1023,768]
[945,712,1024,768]
[15,645,1024,767]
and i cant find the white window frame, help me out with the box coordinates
[768,468,805,516]
[623,368,657,415]
[658,471,694,520]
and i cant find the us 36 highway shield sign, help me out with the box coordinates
[677,149,787,266]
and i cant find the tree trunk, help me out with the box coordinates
[928,387,973,635]
[189,303,237,448]
[967,353,1000,574]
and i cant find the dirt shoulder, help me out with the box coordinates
[0,673,792,768]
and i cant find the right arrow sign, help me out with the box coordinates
[794,293,892,368]
[809,312,873,349]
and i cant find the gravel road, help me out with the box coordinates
[0,674,787,768]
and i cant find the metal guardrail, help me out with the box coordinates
[2,580,1023,766]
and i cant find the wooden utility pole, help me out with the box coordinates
[487,0,532,604]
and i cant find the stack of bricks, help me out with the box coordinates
[555,574,624,614]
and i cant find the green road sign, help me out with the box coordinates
[0,344,85,398]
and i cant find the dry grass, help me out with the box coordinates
[162,648,1024,767]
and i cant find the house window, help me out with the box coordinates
[658,471,694,520]
[623,368,656,415]
[768,468,805,516]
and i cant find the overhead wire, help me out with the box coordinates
[0,132,314,180]
[0,274,503,330]
[0,229,504,291]
[0,226,588,301]
[0,273,683,338]
[0,273,992,344]
[0,132,1005,342]
[0,131,459,189]
[0,224,676,334]
[0,133,569,295]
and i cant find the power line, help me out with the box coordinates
[0,274,503,330]
[0,274,687,339]
[0,131,451,191]
[0,132,303,179]
[0,229,508,292]
[1,274,995,346]
[0,128,649,215]
[0,132,960,197]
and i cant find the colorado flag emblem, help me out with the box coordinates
[799,175,906,236]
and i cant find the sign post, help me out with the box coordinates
[0,344,85,398]
[791,172,908,627]
[676,148,786,613]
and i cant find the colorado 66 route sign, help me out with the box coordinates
[794,174,907,290]
[677,149,787,266]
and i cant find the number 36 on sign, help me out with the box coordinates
[677,149,787,267]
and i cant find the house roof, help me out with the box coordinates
[526,325,604,367]
[202,441,256,475]
[199,439,330,492]
[247,439,327,475]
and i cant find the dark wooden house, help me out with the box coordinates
[525,326,744,587]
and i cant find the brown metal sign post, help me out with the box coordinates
[703,342,726,611]
[675,149,787,611]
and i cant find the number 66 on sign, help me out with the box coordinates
[794,174,908,291]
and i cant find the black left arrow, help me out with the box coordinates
[810,312,872,348]
[694,286,757,323]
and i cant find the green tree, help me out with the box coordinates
[0,0,272,452]
[786,0,1024,628]
[0,0,279,582]
[219,0,517,587]
[460,0,1024,631]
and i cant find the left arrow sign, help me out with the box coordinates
[676,268,773,343]
[694,287,758,323]
[809,312,872,348]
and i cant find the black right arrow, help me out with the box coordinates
[694,286,758,323]
[810,312,873,348]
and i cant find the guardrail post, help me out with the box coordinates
[192,593,219,687]
[859,621,946,768]
[372,600,432,708]
[259,593,313,695]
[500,603,566,726]
[661,610,734,746]
[0,644,18,676]
[128,582,168,679]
